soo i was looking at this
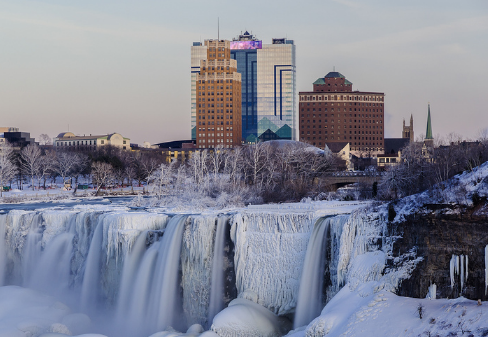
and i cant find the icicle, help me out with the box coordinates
[460,254,465,290]
[465,255,468,284]
[456,255,460,276]
[450,255,455,288]
[427,283,436,299]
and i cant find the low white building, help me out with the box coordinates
[53,132,131,150]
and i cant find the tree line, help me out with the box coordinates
[378,133,488,200]
[0,141,342,202]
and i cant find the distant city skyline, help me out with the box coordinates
[1,0,487,145]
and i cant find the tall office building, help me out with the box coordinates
[194,39,242,149]
[231,32,296,143]
[191,32,296,144]
[299,71,385,155]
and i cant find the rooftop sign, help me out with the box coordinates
[230,40,262,50]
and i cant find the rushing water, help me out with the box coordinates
[0,201,359,336]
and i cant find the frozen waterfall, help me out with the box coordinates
[294,215,347,329]
[208,215,229,326]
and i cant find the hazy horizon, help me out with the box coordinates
[1,0,487,145]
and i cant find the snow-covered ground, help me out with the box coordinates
[287,281,488,337]
[0,160,486,337]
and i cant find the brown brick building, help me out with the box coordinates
[196,40,242,149]
[299,72,385,155]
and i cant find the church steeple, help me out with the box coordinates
[425,103,433,140]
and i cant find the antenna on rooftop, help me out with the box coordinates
[218,17,220,40]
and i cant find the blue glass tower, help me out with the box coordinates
[231,47,258,142]
[230,32,296,143]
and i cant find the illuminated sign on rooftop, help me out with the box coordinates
[230,40,262,50]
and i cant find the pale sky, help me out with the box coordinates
[1,0,487,145]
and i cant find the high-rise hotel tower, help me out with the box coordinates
[193,39,242,149]
[191,32,296,144]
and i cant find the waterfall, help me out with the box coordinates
[150,214,188,332]
[115,230,150,323]
[207,215,228,326]
[80,221,104,312]
[293,215,348,329]
[28,232,74,298]
[114,215,188,336]
[294,217,330,329]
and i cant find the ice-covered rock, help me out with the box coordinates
[211,298,281,337]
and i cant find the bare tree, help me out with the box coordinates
[20,144,42,190]
[38,150,56,190]
[91,162,115,196]
[55,151,81,188]
[71,153,90,193]
[38,134,52,146]
[139,155,161,193]
[0,142,17,197]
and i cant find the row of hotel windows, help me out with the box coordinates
[302,120,383,124]
[301,113,381,118]
[303,136,382,144]
[199,103,234,107]
[199,79,233,84]
[199,115,233,119]
[198,145,234,149]
[198,127,233,131]
[302,108,382,112]
[198,92,234,97]
[198,139,233,143]
[198,133,233,137]
[198,121,233,125]
[199,98,234,103]
[198,85,233,90]
[302,131,382,136]
[201,66,231,71]
[198,109,233,113]
[300,95,384,101]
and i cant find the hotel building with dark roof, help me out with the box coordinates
[299,71,385,155]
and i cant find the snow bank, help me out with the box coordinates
[211,298,281,337]
[287,282,488,337]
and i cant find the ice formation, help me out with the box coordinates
[231,211,316,315]
[211,298,281,337]
[0,200,375,336]
[450,254,468,291]
[427,283,437,299]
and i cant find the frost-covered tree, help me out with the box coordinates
[38,150,56,190]
[0,142,16,196]
[38,134,52,146]
[139,155,162,193]
[20,143,42,190]
[91,162,115,196]
[55,151,81,187]
[71,153,89,193]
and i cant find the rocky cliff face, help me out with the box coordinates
[390,198,488,301]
